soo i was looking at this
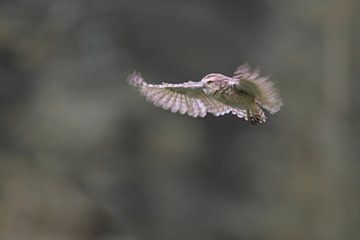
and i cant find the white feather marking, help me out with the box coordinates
[158,90,172,108]
[171,93,181,113]
[163,91,176,110]
[231,108,246,119]
[187,98,197,117]
[197,99,207,117]
[213,101,229,116]
[207,98,219,113]
[150,89,166,103]
[200,97,211,111]
[193,99,203,117]
[179,94,188,114]
[191,99,200,117]
[203,98,217,115]
[153,90,170,107]
[152,89,166,100]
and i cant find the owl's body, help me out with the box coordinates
[129,64,282,124]
[209,77,253,108]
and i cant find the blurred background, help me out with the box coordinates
[0,0,359,239]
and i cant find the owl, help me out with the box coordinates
[128,64,282,124]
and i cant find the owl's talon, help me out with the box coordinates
[247,109,263,125]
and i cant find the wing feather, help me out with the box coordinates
[144,88,158,101]
[233,64,283,114]
[186,97,196,117]
[162,90,176,110]
[170,93,181,113]
[196,99,207,118]
[153,90,169,107]
[193,99,202,117]
[179,94,188,114]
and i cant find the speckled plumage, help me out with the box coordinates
[128,64,282,124]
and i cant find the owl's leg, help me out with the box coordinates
[246,105,266,125]
[246,109,260,125]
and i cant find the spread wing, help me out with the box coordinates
[233,64,283,114]
[128,72,247,119]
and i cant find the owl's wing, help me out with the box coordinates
[233,64,283,114]
[128,72,247,119]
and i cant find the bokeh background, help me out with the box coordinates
[0,0,359,239]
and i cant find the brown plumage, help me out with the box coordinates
[128,64,282,124]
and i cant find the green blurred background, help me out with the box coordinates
[0,0,359,239]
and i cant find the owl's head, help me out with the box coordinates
[201,73,227,95]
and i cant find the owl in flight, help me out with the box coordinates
[128,64,282,124]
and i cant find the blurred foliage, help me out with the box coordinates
[0,0,359,240]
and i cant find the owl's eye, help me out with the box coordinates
[207,80,214,85]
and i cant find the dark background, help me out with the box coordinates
[0,0,359,239]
